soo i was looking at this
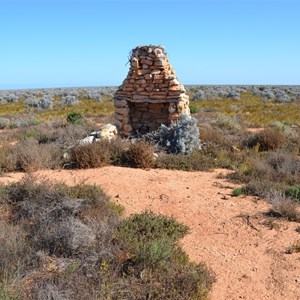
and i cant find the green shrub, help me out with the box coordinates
[286,185,300,201]
[232,187,245,196]
[118,211,189,243]
[189,106,198,114]
[67,112,83,125]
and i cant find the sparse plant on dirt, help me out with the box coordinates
[286,240,300,254]
[266,191,300,222]
[232,187,245,196]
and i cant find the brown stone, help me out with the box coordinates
[122,124,132,133]
[115,107,130,115]
[169,79,179,86]
[135,79,146,85]
[114,99,128,108]
[153,79,164,84]
[164,75,176,80]
[153,75,164,80]
[154,59,165,66]
[140,58,153,66]
[132,94,147,100]
[151,69,162,75]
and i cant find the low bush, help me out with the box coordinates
[0,178,214,299]
[0,139,63,172]
[67,112,83,125]
[0,117,10,129]
[267,191,300,222]
[70,141,111,169]
[232,187,245,196]
[245,128,285,151]
[147,114,201,154]
[285,185,300,202]
[124,141,154,168]
[286,240,300,254]
[155,150,215,171]
[229,150,300,198]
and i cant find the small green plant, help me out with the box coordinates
[118,211,189,243]
[67,112,83,125]
[232,187,245,197]
[26,129,38,138]
[189,105,198,114]
[286,185,300,201]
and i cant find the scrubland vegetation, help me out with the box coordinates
[0,177,214,299]
[0,85,299,298]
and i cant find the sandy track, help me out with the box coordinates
[1,166,299,300]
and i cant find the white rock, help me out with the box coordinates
[79,136,95,145]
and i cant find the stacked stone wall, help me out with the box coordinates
[114,45,190,136]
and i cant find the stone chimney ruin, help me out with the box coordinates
[114,45,190,136]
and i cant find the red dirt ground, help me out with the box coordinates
[1,167,299,300]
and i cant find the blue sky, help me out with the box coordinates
[0,0,299,89]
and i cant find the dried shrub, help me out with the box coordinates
[70,141,111,169]
[245,128,285,151]
[229,150,300,199]
[0,139,63,172]
[267,191,300,222]
[125,141,154,168]
[286,240,300,254]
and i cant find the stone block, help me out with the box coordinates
[151,69,162,75]
[135,79,146,85]
[144,74,153,80]
[132,94,147,100]
[140,58,153,66]
[115,107,130,115]
[122,124,132,133]
[114,99,128,108]
[169,79,179,86]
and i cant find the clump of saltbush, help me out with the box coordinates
[0,117,10,129]
[148,114,201,154]
[61,95,79,106]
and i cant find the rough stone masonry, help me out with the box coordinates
[114,45,190,136]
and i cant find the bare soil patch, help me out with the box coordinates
[0,166,299,300]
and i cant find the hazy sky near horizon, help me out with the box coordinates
[0,0,299,89]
